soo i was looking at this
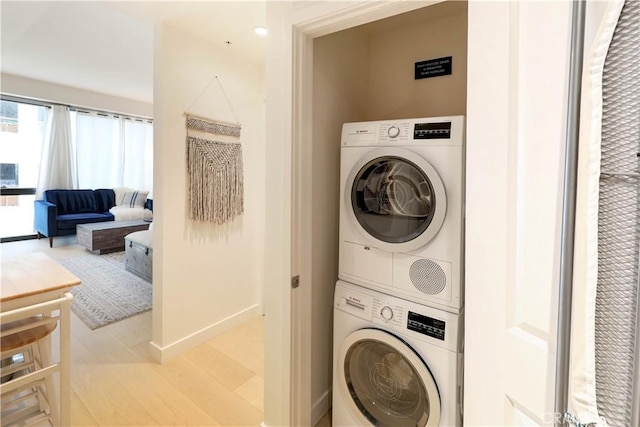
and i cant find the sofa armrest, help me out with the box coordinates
[34,200,57,237]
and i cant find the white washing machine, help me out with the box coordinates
[339,116,465,313]
[333,280,463,427]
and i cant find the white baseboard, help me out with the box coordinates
[148,304,262,364]
[258,391,330,427]
[311,389,332,426]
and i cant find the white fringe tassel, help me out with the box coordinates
[186,116,243,225]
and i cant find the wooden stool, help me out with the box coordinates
[1,316,58,427]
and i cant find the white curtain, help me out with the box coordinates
[36,105,77,199]
[568,0,625,425]
[74,113,123,189]
[73,113,153,192]
[122,118,153,191]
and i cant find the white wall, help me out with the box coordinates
[1,73,152,117]
[151,23,265,361]
[264,2,297,425]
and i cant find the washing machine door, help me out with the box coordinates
[338,328,441,427]
[346,147,446,253]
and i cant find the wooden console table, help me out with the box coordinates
[1,252,81,426]
[77,219,150,254]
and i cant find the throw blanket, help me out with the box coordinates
[186,115,244,224]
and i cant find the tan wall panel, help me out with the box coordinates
[366,4,467,120]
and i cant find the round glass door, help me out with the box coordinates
[339,329,441,427]
[346,148,446,252]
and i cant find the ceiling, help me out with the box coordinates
[0,1,267,104]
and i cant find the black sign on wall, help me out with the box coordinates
[415,56,452,80]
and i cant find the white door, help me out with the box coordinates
[465,1,571,425]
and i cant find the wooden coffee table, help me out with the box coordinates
[77,220,150,254]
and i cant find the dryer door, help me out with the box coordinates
[346,147,446,253]
[337,328,441,427]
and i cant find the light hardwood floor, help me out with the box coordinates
[2,236,333,427]
[2,236,266,426]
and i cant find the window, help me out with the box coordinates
[0,95,153,241]
[0,163,19,186]
[0,100,18,133]
[0,99,47,240]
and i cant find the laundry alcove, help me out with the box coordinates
[290,2,468,425]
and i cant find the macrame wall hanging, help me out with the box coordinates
[185,76,244,239]
[185,76,244,232]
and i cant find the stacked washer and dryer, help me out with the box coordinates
[333,116,465,426]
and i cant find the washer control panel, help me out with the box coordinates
[335,281,461,351]
[373,299,404,329]
[407,311,446,341]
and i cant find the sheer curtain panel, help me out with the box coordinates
[36,105,77,199]
[74,113,123,189]
[122,118,153,191]
[72,113,152,191]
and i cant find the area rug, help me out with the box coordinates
[59,252,152,330]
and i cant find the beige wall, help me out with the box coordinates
[309,28,370,422]
[0,73,153,117]
[366,3,467,119]
[152,23,265,361]
[312,0,467,122]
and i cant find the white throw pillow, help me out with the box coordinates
[113,187,135,206]
[121,190,149,208]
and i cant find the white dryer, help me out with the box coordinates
[333,280,463,427]
[339,116,464,313]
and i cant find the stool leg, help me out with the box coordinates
[37,337,59,426]
[31,342,48,415]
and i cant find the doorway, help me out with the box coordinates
[264,1,468,425]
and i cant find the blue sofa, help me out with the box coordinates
[34,189,116,247]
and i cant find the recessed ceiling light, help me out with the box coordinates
[254,27,268,37]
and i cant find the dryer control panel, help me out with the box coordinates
[342,116,464,147]
[413,122,452,139]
